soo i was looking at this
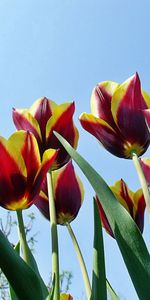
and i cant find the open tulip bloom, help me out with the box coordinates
[0,130,58,210]
[13,97,79,169]
[1,73,150,300]
[79,73,150,159]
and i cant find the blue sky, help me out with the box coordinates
[0,1,150,299]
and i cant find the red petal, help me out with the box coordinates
[112,73,149,148]
[30,97,57,145]
[91,81,118,128]
[80,113,126,158]
[31,149,58,201]
[118,179,133,217]
[143,109,150,128]
[96,196,114,237]
[46,102,79,169]
[12,108,42,145]
[9,131,41,188]
[53,161,83,224]
[134,190,145,233]
[0,137,27,210]
[140,158,150,186]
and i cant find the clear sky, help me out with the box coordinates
[0,1,150,299]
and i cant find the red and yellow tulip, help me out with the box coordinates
[96,179,145,237]
[0,130,58,210]
[35,161,84,224]
[80,73,150,158]
[13,97,79,169]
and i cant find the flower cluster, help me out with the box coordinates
[0,97,83,226]
[0,72,150,299]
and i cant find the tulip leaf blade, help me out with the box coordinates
[106,280,120,300]
[9,287,19,300]
[0,230,48,300]
[9,241,20,300]
[54,132,150,300]
[22,241,48,298]
[90,199,107,300]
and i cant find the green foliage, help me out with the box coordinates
[54,132,150,300]
[90,199,107,300]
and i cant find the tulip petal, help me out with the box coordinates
[80,113,126,158]
[35,187,49,219]
[12,108,42,144]
[140,158,150,186]
[9,131,41,186]
[0,137,28,210]
[31,149,58,201]
[96,196,114,237]
[133,189,145,233]
[91,81,119,128]
[143,109,150,129]
[111,179,134,216]
[52,161,84,224]
[29,97,58,142]
[111,73,149,149]
[46,102,79,169]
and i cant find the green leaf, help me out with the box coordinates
[9,242,20,300]
[9,286,19,300]
[0,230,47,300]
[90,199,107,300]
[106,280,120,300]
[23,242,48,298]
[16,210,48,298]
[54,132,150,300]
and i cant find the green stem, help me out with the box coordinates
[16,210,30,264]
[66,222,91,300]
[132,152,150,219]
[47,171,60,300]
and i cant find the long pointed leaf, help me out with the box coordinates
[54,132,150,300]
[106,280,120,300]
[22,242,48,298]
[90,199,107,300]
[0,230,45,300]
[9,242,20,300]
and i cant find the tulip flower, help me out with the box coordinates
[0,130,58,210]
[35,161,84,224]
[13,97,79,169]
[60,294,73,300]
[96,179,145,237]
[80,73,150,158]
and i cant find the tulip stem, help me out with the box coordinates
[66,222,91,300]
[16,210,31,264]
[132,153,150,219]
[47,171,60,300]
